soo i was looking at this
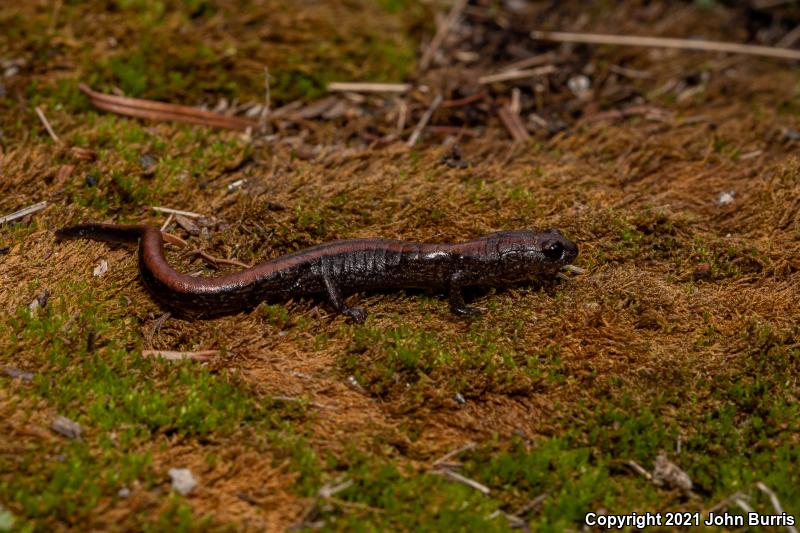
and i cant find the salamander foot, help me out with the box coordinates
[344,306,367,323]
[450,304,482,318]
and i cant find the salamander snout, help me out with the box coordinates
[537,229,578,267]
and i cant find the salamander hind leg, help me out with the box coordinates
[321,263,367,323]
[448,272,481,318]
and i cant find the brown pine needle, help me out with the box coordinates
[79,84,258,131]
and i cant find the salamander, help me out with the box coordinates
[55,223,578,322]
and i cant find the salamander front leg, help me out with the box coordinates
[322,270,366,323]
[448,272,481,317]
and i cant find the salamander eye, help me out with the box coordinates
[542,240,563,260]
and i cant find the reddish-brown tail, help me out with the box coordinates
[55,223,148,244]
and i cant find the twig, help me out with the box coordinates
[189,249,252,269]
[152,206,203,218]
[510,88,521,115]
[442,91,488,108]
[514,493,548,517]
[757,482,799,533]
[407,94,443,147]
[290,477,355,530]
[432,442,476,467]
[328,82,411,93]
[487,510,526,528]
[777,23,800,48]
[160,213,174,232]
[497,106,530,142]
[735,496,756,514]
[35,106,60,143]
[420,0,468,70]
[141,349,218,361]
[396,98,408,134]
[530,30,800,61]
[0,201,47,225]
[626,460,653,481]
[478,65,556,85]
[434,469,491,495]
[499,51,558,72]
[159,229,251,269]
[706,491,747,514]
[318,479,354,499]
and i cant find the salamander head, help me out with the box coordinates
[495,229,578,280]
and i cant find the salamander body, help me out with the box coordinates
[55,224,578,322]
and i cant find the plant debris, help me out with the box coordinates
[168,468,198,496]
[2,0,800,530]
[51,415,82,440]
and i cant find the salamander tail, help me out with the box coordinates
[55,223,147,244]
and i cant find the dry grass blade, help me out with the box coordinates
[160,213,174,232]
[328,82,411,93]
[0,201,47,225]
[433,469,491,495]
[530,30,800,61]
[626,460,653,480]
[79,84,258,131]
[706,491,747,514]
[140,350,218,362]
[34,106,60,143]
[478,65,557,85]
[151,206,203,218]
[499,51,558,72]
[419,0,468,70]
[431,442,476,467]
[407,94,443,146]
[756,482,799,533]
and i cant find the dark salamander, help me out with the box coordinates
[55,224,578,322]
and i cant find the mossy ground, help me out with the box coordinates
[1,0,799,531]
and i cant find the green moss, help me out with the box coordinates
[314,461,505,531]
[0,284,314,528]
